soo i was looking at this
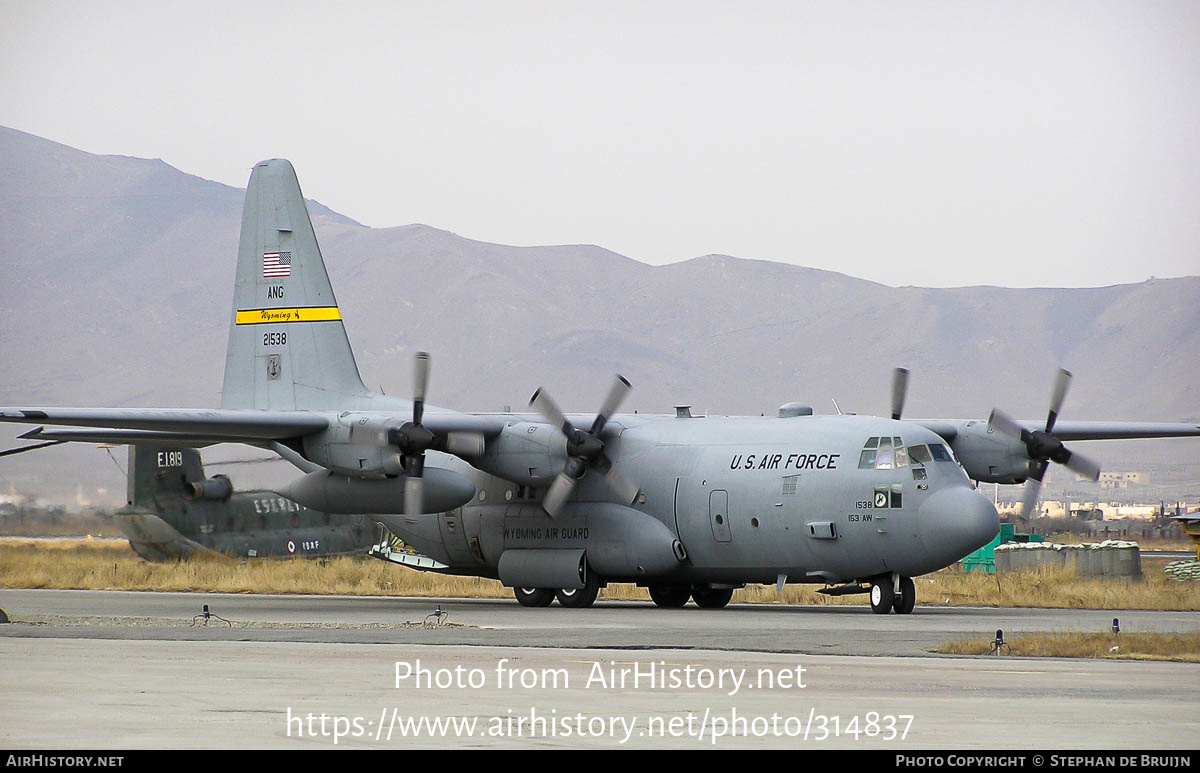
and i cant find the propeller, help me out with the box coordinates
[528,375,640,518]
[891,367,910,420]
[398,352,434,515]
[988,368,1101,518]
[348,351,484,514]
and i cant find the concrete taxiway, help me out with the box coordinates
[1,589,1197,749]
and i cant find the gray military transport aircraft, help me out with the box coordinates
[4,159,1198,612]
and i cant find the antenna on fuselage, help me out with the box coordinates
[831,398,843,416]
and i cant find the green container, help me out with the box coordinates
[962,523,1015,574]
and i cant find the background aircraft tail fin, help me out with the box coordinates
[220,159,368,410]
[127,445,206,508]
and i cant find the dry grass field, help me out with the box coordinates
[937,631,1200,662]
[2,540,1198,611]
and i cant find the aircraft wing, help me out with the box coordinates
[0,407,513,456]
[914,419,1200,442]
[15,427,228,446]
[0,408,329,440]
[1039,421,1200,441]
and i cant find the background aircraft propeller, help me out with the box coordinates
[988,368,1101,518]
[529,375,640,518]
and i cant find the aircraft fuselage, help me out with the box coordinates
[375,412,999,588]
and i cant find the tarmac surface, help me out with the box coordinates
[1,589,1197,749]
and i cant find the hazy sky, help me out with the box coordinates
[3,0,1198,287]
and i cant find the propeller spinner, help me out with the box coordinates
[988,368,1101,518]
[529,375,640,518]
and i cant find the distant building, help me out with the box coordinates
[1080,471,1148,489]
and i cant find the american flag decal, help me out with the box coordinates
[263,251,292,278]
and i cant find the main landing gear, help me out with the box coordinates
[869,574,916,614]
[647,583,735,609]
[513,571,603,608]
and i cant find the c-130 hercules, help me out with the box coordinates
[5,160,1198,611]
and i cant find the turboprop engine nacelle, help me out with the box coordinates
[275,468,476,514]
[474,420,570,486]
[949,420,1033,484]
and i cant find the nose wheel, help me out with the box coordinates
[869,577,894,614]
[870,575,916,614]
[892,576,916,614]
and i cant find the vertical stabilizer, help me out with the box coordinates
[221,159,368,410]
[127,445,205,507]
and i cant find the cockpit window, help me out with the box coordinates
[876,437,893,469]
[908,444,933,465]
[861,437,958,471]
[860,436,913,469]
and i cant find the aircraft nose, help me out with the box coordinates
[919,486,999,561]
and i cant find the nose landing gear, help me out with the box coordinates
[870,574,916,614]
[892,576,916,614]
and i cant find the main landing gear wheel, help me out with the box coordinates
[556,573,602,608]
[892,576,916,614]
[514,587,555,607]
[869,577,894,614]
[647,584,691,608]
[691,586,734,609]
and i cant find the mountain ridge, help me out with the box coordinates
[1,127,1197,501]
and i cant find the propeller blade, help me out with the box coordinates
[987,408,1025,439]
[445,432,485,456]
[1062,448,1101,481]
[891,367,909,421]
[1019,476,1043,519]
[413,351,430,403]
[404,475,424,515]
[530,388,574,436]
[412,351,430,425]
[590,375,632,435]
[542,472,576,518]
[600,461,640,505]
[1046,368,1071,433]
